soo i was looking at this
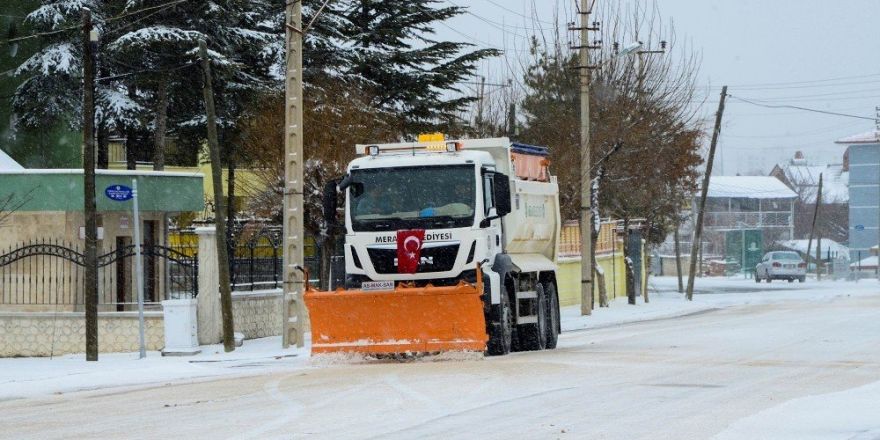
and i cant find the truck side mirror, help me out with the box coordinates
[493,173,511,216]
[322,178,340,227]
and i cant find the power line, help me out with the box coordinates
[727,95,876,121]
[444,0,532,39]
[3,0,192,45]
[679,72,880,91]
[723,120,864,139]
[475,0,557,26]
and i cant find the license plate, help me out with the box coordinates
[784,264,794,269]
[361,280,395,292]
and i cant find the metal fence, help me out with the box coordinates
[170,225,323,291]
[704,211,792,228]
[230,230,283,291]
[0,239,197,310]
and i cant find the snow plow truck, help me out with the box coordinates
[304,134,561,356]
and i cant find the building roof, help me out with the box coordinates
[850,255,878,269]
[777,239,849,259]
[706,176,798,199]
[0,148,24,171]
[835,130,880,145]
[772,159,848,204]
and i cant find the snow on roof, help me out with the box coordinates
[776,163,848,203]
[850,255,878,269]
[777,239,849,259]
[835,130,880,145]
[0,148,24,171]
[706,176,797,199]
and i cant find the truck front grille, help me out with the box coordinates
[366,244,460,274]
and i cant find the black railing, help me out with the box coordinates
[0,239,197,309]
[170,225,322,291]
[227,227,321,291]
[230,233,282,291]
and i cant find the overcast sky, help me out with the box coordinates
[442,0,880,175]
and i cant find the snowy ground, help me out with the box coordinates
[1,276,878,439]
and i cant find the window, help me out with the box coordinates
[706,198,728,212]
[482,172,495,215]
[772,252,801,261]
[730,198,759,212]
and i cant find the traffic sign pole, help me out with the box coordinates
[103,182,145,358]
[132,179,146,359]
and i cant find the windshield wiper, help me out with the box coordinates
[426,216,457,228]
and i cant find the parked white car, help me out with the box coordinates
[755,251,806,283]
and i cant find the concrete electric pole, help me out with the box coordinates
[686,86,728,301]
[577,0,595,315]
[82,8,99,361]
[806,173,823,280]
[282,1,306,348]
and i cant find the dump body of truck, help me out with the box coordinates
[304,136,562,356]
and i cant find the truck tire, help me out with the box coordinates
[543,281,560,350]
[486,288,513,356]
[518,284,548,351]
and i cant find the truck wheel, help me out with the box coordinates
[543,281,560,349]
[754,273,761,283]
[486,288,513,356]
[798,276,805,283]
[518,284,548,351]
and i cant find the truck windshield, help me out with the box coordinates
[350,165,476,231]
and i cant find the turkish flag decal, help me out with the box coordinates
[396,229,425,274]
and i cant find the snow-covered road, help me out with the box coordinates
[1,279,879,439]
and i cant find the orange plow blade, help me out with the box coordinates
[304,281,488,355]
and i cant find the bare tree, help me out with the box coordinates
[238,80,400,288]
[515,1,704,306]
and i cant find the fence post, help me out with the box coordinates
[249,243,255,291]
[195,226,223,344]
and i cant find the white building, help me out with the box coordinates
[699,176,798,256]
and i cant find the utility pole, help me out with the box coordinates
[476,76,486,133]
[282,1,306,348]
[507,102,516,138]
[686,86,728,301]
[806,173,823,280]
[577,0,596,315]
[199,39,235,352]
[82,8,99,361]
[674,221,683,293]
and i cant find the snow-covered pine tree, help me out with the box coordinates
[335,0,499,134]
[107,0,281,168]
[14,1,281,169]
[14,1,148,167]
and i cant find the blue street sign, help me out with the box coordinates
[855,224,865,231]
[105,185,133,201]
